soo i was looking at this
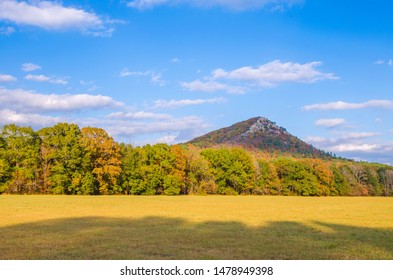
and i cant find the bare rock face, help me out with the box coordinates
[188,116,331,158]
[240,117,288,138]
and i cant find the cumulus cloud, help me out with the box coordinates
[211,60,338,87]
[330,143,379,153]
[0,109,62,126]
[180,80,245,94]
[154,97,226,108]
[106,115,210,139]
[342,132,380,140]
[182,60,337,94]
[22,63,41,72]
[0,86,212,146]
[303,100,393,111]
[306,130,384,157]
[127,0,302,11]
[107,111,171,120]
[0,88,123,113]
[24,74,49,82]
[24,74,68,85]
[315,118,346,128]
[0,74,17,82]
[0,0,115,36]
[154,134,178,144]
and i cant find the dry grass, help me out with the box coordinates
[1,196,393,259]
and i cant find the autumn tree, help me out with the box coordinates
[81,127,122,194]
[256,160,281,195]
[184,145,217,194]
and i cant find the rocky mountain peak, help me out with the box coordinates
[187,116,331,158]
[240,117,288,138]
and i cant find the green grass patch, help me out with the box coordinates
[1,196,393,259]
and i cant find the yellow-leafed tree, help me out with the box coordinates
[81,127,122,194]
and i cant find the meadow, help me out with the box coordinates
[0,196,393,260]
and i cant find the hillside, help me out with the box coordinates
[188,116,331,158]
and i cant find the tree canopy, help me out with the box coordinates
[1,123,393,196]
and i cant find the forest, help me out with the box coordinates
[1,123,393,196]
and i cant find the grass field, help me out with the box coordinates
[1,196,393,260]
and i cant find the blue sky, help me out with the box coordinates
[1,0,393,164]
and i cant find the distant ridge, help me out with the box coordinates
[188,116,331,158]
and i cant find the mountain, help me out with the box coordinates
[188,117,331,158]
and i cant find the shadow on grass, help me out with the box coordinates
[1,216,393,259]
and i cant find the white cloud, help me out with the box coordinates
[171,58,181,63]
[180,80,246,94]
[80,80,95,86]
[374,59,393,66]
[154,134,178,144]
[330,143,379,153]
[315,118,345,128]
[306,130,387,162]
[0,74,17,82]
[80,80,98,92]
[119,68,150,78]
[107,111,171,120]
[0,88,123,113]
[22,63,41,72]
[342,132,380,140]
[303,100,393,111]
[120,68,167,86]
[50,78,68,85]
[24,74,68,85]
[127,0,302,11]
[0,26,15,35]
[0,109,62,126]
[154,97,226,108]
[24,74,49,82]
[211,60,338,87]
[182,60,337,94]
[0,0,115,36]
[150,73,167,86]
[106,115,210,139]
[305,136,327,143]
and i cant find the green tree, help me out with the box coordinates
[378,167,393,196]
[331,165,351,195]
[0,124,40,194]
[201,147,256,195]
[120,144,147,194]
[38,123,87,194]
[256,160,281,195]
[274,157,320,196]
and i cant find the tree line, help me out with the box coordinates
[1,123,393,196]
